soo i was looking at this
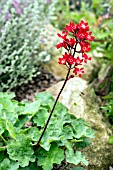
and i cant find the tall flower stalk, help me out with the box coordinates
[35,20,94,148]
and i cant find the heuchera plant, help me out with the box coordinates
[36,20,94,147]
[0,20,95,170]
[0,92,94,170]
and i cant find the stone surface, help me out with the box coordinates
[47,77,113,170]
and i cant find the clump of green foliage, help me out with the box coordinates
[0,91,94,170]
[0,0,58,91]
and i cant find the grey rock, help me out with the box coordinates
[47,77,113,170]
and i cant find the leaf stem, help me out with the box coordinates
[35,67,71,149]
[0,135,7,143]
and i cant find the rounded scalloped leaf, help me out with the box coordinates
[37,143,64,170]
[7,135,35,167]
[0,158,19,170]
[34,92,55,108]
[66,149,88,166]
[33,108,49,127]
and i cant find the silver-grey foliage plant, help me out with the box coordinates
[0,0,58,91]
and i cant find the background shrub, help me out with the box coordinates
[0,0,58,91]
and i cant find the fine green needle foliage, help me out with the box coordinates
[0,92,94,169]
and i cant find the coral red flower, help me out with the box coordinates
[85,32,94,41]
[65,22,78,32]
[82,53,91,63]
[75,57,83,65]
[73,68,84,77]
[56,42,63,49]
[80,42,91,52]
[56,41,68,49]
[67,55,76,65]
[58,58,67,65]
[67,38,76,47]
[76,30,86,39]
[57,30,68,40]
[58,53,68,65]
[78,20,89,31]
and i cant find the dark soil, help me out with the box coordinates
[11,68,63,102]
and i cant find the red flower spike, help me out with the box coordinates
[56,20,94,77]
[78,20,89,31]
[73,68,84,77]
[82,53,91,63]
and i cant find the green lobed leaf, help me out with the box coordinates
[39,115,71,151]
[37,143,64,170]
[26,127,41,142]
[0,97,17,113]
[0,98,18,125]
[19,162,42,170]
[0,92,15,100]
[71,118,94,139]
[7,135,35,167]
[33,108,49,127]
[20,101,41,117]
[66,149,88,166]
[0,158,19,170]
[40,127,61,151]
[34,92,55,108]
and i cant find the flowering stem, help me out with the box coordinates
[35,67,71,149]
